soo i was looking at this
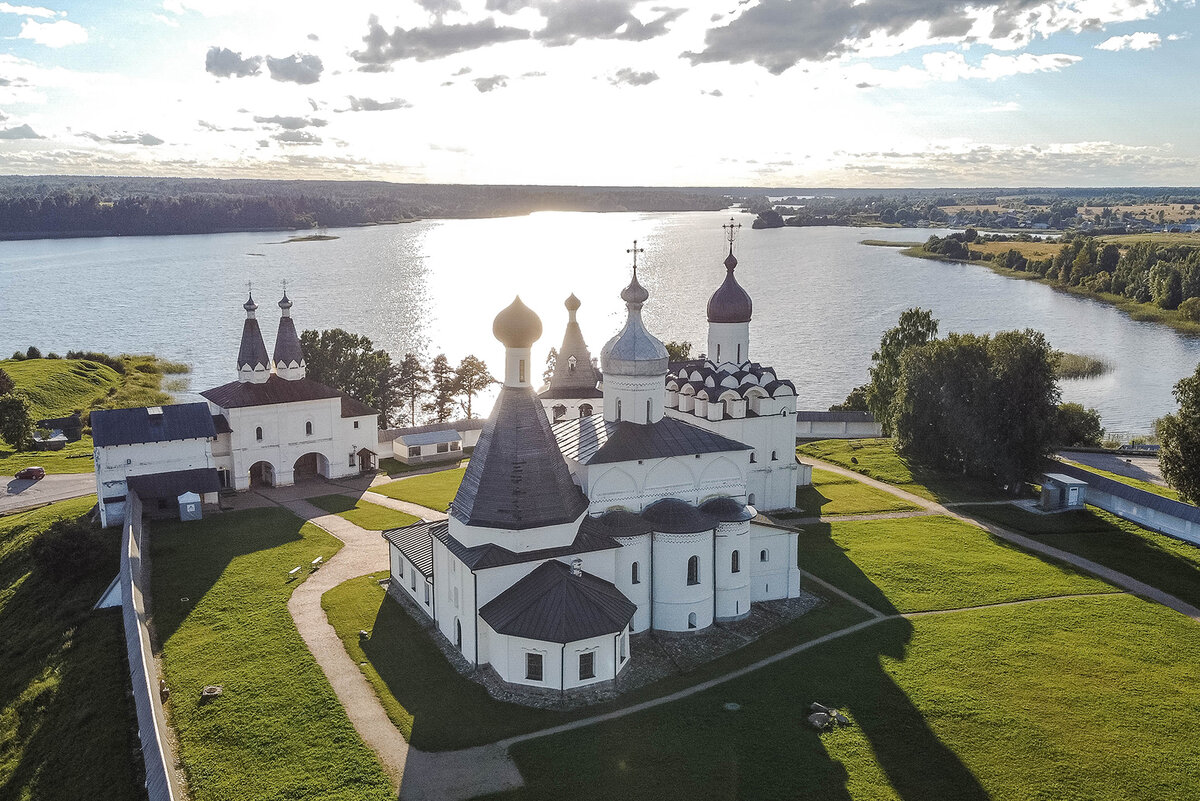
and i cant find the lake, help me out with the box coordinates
[2,210,1197,435]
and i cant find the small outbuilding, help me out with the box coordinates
[392,429,463,465]
[1041,473,1088,511]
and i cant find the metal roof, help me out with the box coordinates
[92,402,217,447]
[1043,472,1089,487]
[399,429,462,447]
[641,498,718,534]
[699,496,756,522]
[450,385,589,530]
[379,418,486,442]
[583,509,655,538]
[433,518,619,571]
[272,313,305,368]
[1052,461,1200,524]
[127,468,221,498]
[553,414,749,465]
[237,314,270,371]
[479,560,636,643]
[211,414,232,434]
[538,385,604,400]
[546,295,602,392]
[201,375,377,419]
[383,521,436,575]
[707,251,753,323]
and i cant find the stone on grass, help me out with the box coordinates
[809,701,831,714]
[807,712,831,731]
[834,713,851,727]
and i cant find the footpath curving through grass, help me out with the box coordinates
[496,594,1200,801]
[150,507,393,801]
[371,467,465,512]
[0,496,143,801]
[307,493,421,530]
[791,468,922,517]
[959,502,1200,610]
[798,438,1010,504]
[321,573,870,752]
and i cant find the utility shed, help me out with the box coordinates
[1041,473,1088,511]
[393,429,463,464]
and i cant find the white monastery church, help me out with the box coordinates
[385,242,804,694]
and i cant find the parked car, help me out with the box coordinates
[15,466,46,480]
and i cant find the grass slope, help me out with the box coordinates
[498,594,1200,801]
[1059,458,1181,501]
[959,503,1200,609]
[0,359,121,419]
[308,494,420,530]
[799,515,1114,614]
[792,468,921,517]
[322,573,869,751]
[150,508,393,801]
[0,497,143,801]
[798,438,1009,504]
[372,467,466,512]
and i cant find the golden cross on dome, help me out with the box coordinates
[627,239,645,276]
[723,217,742,248]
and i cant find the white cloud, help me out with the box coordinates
[18,18,87,47]
[0,3,60,17]
[922,51,1081,82]
[153,13,179,27]
[1095,31,1162,50]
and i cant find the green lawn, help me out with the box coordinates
[959,502,1200,610]
[1059,458,1180,501]
[150,508,393,801]
[0,358,121,419]
[371,467,466,511]
[792,468,922,517]
[798,438,1010,504]
[308,494,421,530]
[321,573,870,752]
[376,457,424,477]
[798,515,1115,614]
[0,496,143,801]
[0,436,96,475]
[497,594,1200,801]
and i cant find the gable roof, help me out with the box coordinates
[398,429,462,447]
[432,517,619,571]
[450,385,588,530]
[92,402,217,447]
[479,560,636,643]
[382,520,437,576]
[379,418,486,443]
[201,375,377,419]
[553,414,749,465]
[127,467,221,498]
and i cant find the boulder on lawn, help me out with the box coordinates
[806,712,831,731]
[834,713,851,727]
[809,702,832,714]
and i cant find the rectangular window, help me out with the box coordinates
[410,570,417,591]
[354,421,360,429]
[579,651,595,680]
[408,446,421,458]
[436,442,450,453]
[620,635,627,663]
[526,652,543,681]
[397,559,404,578]
[450,441,461,451]
[424,584,431,605]
[519,359,526,383]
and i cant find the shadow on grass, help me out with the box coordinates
[795,484,834,516]
[148,507,307,644]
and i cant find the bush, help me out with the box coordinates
[30,516,104,583]
[1179,297,1200,323]
[46,352,60,359]
[25,346,41,359]
[65,350,127,374]
[10,351,24,361]
[1053,402,1105,447]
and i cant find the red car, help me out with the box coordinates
[15,466,45,480]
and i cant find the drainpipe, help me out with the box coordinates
[473,572,479,670]
[560,642,566,697]
[648,532,654,631]
[711,526,717,625]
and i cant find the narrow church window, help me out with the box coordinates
[424,584,430,605]
[397,559,404,579]
[750,453,756,463]
[553,404,566,421]
[305,421,313,436]
[687,612,697,629]
[411,571,417,591]
[646,399,652,422]
[579,651,595,680]
[616,400,622,421]
[568,355,577,373]
[737,344,741,362]
[354,421,359,429]
[519,359,526,383]
[771,450,778,461]
[760,549,769,563]
[632,562,640,584]
[687,556,700,586]
[748,493,756,506]
[526,652,543,681]
[731,550,740,573]
[454,619,462,651]
[255,426,263,441]
[620,634,627,662]
[716,344,721,361]
[453,586,459,607]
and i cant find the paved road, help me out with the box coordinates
[0,472,94,515]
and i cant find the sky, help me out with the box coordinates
[0,0,1196,187]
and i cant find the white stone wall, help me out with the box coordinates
[706,322,750,366]
[749,524,801,601]
[796,420,884,438]
[612,534,651,632]
[541,398,602,425]
[450,513,582,552]
[714,521,752,620]
[602,373,666,424]
[483,623,628,690]
[651,529,715,632]
[582,451,749,514]
[388,543,435,620]
[95,437,215,528]
[431,537,478,664]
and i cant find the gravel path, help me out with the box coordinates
[359,490,449,522]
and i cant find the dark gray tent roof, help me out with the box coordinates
[479,560,636,643]
[201,376,377,419]
[237,315,270,371]
[92,402,216,447]
[273,313,305,368]
[553,414,749,465]
[450,385,589,530]
[383,521,437,575]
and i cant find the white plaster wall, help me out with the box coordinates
[707,321,750,366]
[714,521,752,620]
[749,526,800,601]
[796,420,884,438]
[612,534,651,632]
[541,398,603,425]
[387,544,435,620]
[450,513,582,552]
[585,451,749,514]
[485,626,626,690]
[95,437,215,527]
[431,537,477,663]
[602,373,666,424]
[651,529,715,631]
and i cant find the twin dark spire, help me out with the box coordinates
[236,285,306,383]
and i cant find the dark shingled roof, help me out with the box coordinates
[699,496,756,522]
[127,467,221,499]
[450,385,588,530]
[479,560,636,643]
[538,385,604,400]
[383,521,437,576]
[553,414,749,465]
[707,251,753,324]
[238,316,270,371]
[92,402,217,447]
[582,509,655,538]
[641,498,718,534]
[273,313,305,368]
[379,418,487,443]
[433,517,619,571]
[211,414,232,435]
[795,410,876,423]
[1052,462,1200,525]
[201,375,378,419]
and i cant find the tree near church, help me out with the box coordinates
[396,352,430,426]
[543,347,557,385]
[1156,363,1200,503]
[424,354,457,423]
[1053,402,1105,448]
[664,341,692,362]
[862,308,939,435]
[0,368,14,397]
[453,355,495,419]
[0,392,34,451]
[299,328,398,426]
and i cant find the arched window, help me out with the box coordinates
[519,359,526,384]
[771,450,777,461]
[454,618,462,651]
[687,612,697,629]
[750,453,757,464]
[748,493,756,506]
[631,562,640,584]
[552,404,567,421]
[255,426,263,441]
[305,421,313,436]
[646,399,652,422]
[687,555,700,586]
[731,550,740,573]
[760,549,769,563]
[568,355,577,373]
[616,399,622,421]
[579,404,593,417]
[716,344,721,361]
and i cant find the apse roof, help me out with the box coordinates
[479,560,636,643]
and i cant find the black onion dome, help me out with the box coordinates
[278,292,293,311]
[243,292,258,312]
[707,251,753,323]
[493,296,543,348]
